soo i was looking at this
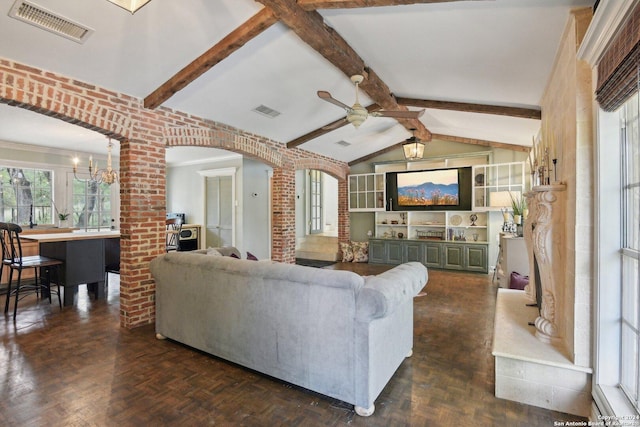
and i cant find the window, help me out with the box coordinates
[621,92,640,411]
[72,179,112,230]
[0,167,54,225]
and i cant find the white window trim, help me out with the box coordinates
[594,107,638,417]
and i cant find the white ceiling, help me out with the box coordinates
[0,0,594,165]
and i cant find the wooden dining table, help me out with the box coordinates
[22,231,120,306]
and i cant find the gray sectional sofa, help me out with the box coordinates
[149,249,428,416]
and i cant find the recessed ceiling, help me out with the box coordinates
[0,0,594,164]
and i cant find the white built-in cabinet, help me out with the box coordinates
[472,162,526,210]
[348,173,385,211]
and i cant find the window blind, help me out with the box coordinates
[596,1,640,111]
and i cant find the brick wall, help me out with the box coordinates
[0,57,350,328]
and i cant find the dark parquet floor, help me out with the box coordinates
[0,265,588,426]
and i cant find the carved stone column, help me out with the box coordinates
[525,184,566,344]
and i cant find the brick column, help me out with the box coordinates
[271,166,296,263]
[118,137,166,328]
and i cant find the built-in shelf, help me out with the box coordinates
[472,162,525,211]
[375,210,488,243]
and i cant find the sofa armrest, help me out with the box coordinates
[356,262,428,321]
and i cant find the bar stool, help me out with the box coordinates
[1,222,63,317]
[165,218,182,252]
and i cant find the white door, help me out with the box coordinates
[205,174,234,248]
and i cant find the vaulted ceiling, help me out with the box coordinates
[0,0,593,165]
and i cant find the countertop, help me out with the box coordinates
[22,231,121,242]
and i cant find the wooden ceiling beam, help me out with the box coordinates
[144,8,277,109]
[396,97,542,120]
[257,0,431,141]
[298,0,483,10]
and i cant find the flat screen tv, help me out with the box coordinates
[396,168,459,207]
[387,167,472,211]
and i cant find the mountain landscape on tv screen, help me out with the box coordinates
[398,182,459,206]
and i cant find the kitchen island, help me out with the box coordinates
[22,231,120,306]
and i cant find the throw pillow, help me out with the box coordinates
[509,271,529,290]
[351,241,369,263]
[247,252,258,261]
[230,252,240,259]
[340,242,354,262]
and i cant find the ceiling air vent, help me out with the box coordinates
[252,105,281,118]
[336,140,351,147]
[8,0,94,44]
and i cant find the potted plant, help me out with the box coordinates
[510,192,527,225]
[53,202,70,227]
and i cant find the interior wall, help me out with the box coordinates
[242,158,272,260]
[540,7,593,367]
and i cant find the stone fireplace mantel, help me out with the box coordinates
[524,184,567,344]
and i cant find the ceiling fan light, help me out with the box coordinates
[403,139,425,160]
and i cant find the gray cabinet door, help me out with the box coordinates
[424,243,443,268]
[405,241,423,263]
[465,244,488,273]
[386,241,403,265]
[443,244,465,270]
[369,240,387,264]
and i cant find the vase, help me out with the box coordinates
[513,215,522,225]
[58,218,68,228]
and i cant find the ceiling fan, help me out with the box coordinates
[317,75,425,129]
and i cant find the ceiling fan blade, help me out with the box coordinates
[317,91,351,111]
[322,117,349,130]
[371,109,425,119]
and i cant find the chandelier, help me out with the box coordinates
[402,129,425,160]
[73,138,119,185]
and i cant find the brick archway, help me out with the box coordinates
[0,57,350,327]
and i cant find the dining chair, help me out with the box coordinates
[1,222,63,317]
[165,218,182,252]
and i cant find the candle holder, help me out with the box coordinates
[552,158,558,183]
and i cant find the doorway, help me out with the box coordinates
[294,169,339,261]
[200,168,236,248]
